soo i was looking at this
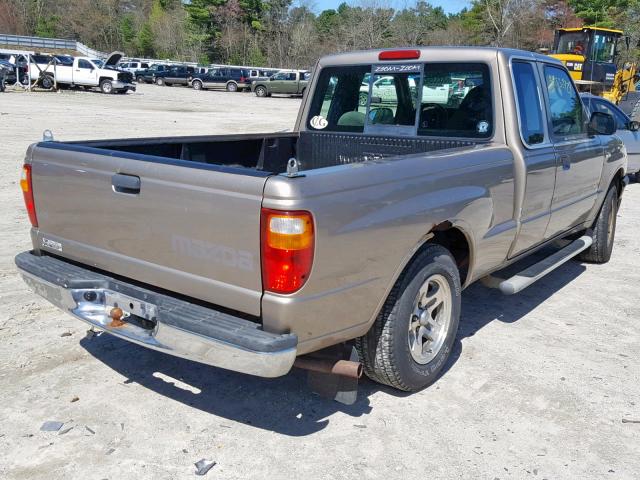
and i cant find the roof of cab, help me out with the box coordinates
[317,46,562,67]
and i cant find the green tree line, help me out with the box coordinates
[0,0,639,67]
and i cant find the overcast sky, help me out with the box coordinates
[311,0,471,15]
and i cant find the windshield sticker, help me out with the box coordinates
[477,121,490,134]
[310,115,328,129]
[373,64,421,74]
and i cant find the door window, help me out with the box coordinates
[543,65,587,138]
[512,61,545,145]
[78,59,94,70]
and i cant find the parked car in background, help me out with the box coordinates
[155,65,195,86]
[0,55,28,86]
[26,52,135,93]
[136,64,172,83]
[247,68,277,80]
[252,70,309,97]
[191,67,250,92]
[582,93,640,179]
[118,61,150,77]
[0,59,12,91]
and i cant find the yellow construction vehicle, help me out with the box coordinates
[550,26,640,119]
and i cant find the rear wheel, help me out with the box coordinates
[192,80,203,91]
[355,244,461,391]
[579,184,618,264]
[226,82,238,92]
[255,85,267,97]
[99,79,113,94]
[40,75,54,90]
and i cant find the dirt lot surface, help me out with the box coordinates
[1,84,639,480]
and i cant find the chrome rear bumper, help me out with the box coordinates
[15,252,297,378]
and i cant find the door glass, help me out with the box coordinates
[512,62,545,145]
[78,59,93,70]
[543,66,586,137]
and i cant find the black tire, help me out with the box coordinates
[355,244,461,392]
[255,85,267,97]
[226,82,238,92]
[155,77,164,86]
[579,184,618,263]
[99,79,113,94]
[40,75,54,90]
[192,80,203,91]
[0,78,5,93]
[136,75,144,83]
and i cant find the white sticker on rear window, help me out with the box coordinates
[310,115,328,129]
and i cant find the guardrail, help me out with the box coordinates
[0,34,107,59]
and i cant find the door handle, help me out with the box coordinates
[559,154,570,170]
[112,173,140,194]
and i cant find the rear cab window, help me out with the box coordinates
[307,62,493,139]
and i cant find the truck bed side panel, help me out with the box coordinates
[261,144,515,354]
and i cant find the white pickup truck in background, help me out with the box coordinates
[28,52,135,94]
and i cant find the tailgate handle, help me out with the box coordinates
[112,174,141,195]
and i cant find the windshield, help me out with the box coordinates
[556,31,588,56]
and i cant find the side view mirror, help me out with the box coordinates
[628,120,640,131]
[589,111,616,136]
[370,96,383,104]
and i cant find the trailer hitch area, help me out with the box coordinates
[293,344,362,405]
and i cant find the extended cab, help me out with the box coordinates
[252,70,309,97]
[16,48,626,392]
[27,52,135,94]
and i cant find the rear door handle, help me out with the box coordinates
[559,154,571,170]
[112,173,140,194]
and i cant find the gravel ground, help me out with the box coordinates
[0,84,639,480]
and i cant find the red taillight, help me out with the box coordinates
[261,208,314,294]
[378,49,421,61]
[240,76,246,82]
[20,164,38,227]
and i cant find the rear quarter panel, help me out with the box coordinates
[261,145,516,354]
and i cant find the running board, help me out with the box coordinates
[485,235,593,295]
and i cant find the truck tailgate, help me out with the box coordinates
[29,143,269,316]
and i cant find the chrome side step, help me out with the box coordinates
[485,235,593,295]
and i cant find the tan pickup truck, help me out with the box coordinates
[16,47,626,393]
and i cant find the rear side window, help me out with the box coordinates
[418,63,492,138]
[512,62,545,145]
[543,65,586,137]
